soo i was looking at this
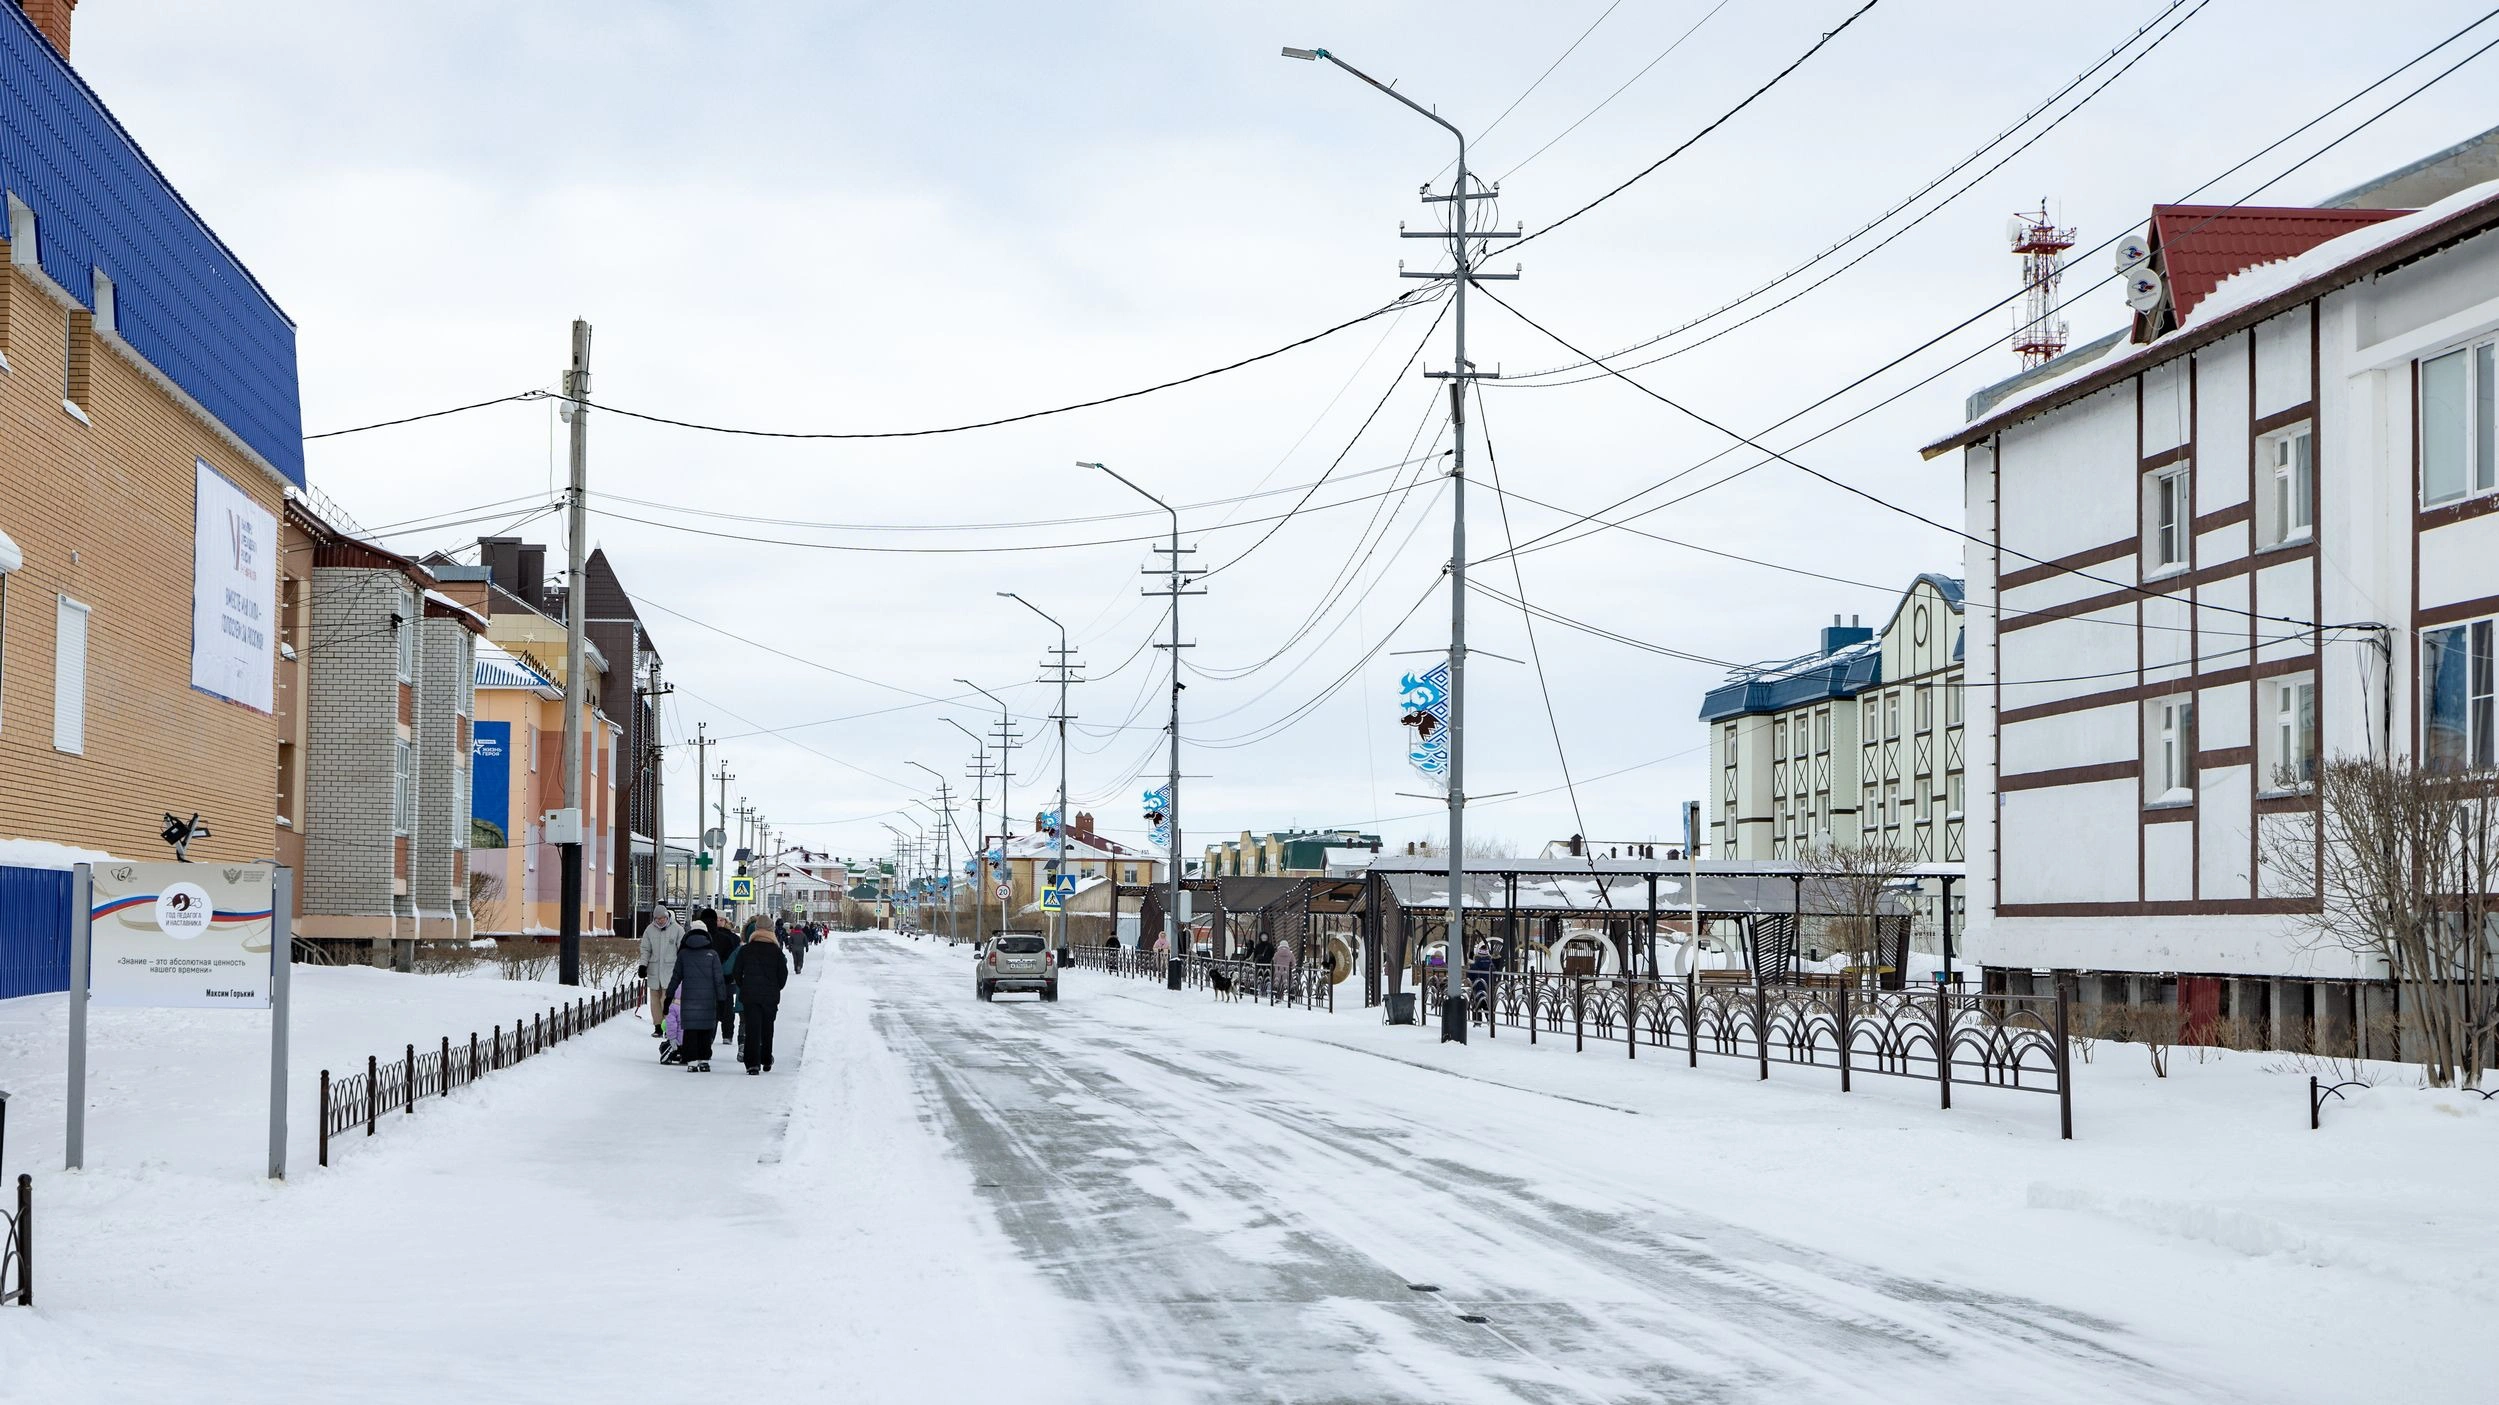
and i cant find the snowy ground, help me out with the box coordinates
[0,935,2489,1402]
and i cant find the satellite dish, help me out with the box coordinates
[2124,271,2165,314]
[2113,232,2153,275]
[2004,215,2030,246]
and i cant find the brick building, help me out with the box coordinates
[0,0,303,866]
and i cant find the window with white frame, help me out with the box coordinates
[2260,424,2314,546]
[1916,686,1932,732]
[1946,680,1963,728]
[1860,695,1877,739]
[2264,675,2317,790]
[393,738,414,834]
[2421,339,2496,507]
[2146,463,2190,570]
[53,594,88,754]
[2148,696,2195,802]
[2424,619,2495,773]
[1885,692,1900,740]
[1813,708,1830,751]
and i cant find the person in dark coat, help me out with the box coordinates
[1249,935,1278,998]
[734,916,792,1073]
[790,920,808,975]
[667,926,730,1072]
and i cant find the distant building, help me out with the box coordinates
[0,1,302,867]
[1921,137,2499,1045]
[1205,829,1382,878]
[997,810,1162,927]
[1700,574,1967,865]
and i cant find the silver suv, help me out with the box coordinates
[977,933,1058,1002]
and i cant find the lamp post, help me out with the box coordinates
[957,678,1014,933]
[1079,461,1193,991]
[1283,45,1513,1042]
[908,761,953,942]
[1001,592,1073,963]
[945,715,989,944]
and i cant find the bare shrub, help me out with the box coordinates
[582,937,637,988]
[467,867,507,933]
[2067,1005,2105,1065]
[412,944,480,977]
[492,938,557,982]
[2097,1002,2178,1077]
[1795,838,1917,976]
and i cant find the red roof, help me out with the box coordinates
[2137,205,2403,338]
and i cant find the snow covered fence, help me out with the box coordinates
[318,980,647,1167]
[1,1173,27,1307]
[1444,972,2074,1138]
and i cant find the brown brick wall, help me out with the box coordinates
[0,248,286,863]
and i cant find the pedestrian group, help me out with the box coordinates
[637,906,826,1074]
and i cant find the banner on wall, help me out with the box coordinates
[191,458,277,712]
[471,721,512,847]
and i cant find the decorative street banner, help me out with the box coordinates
[191,458,278,712]
[88,861,276,1008]
[471,721,512,847]
[1400,658,1451,788]
[1141,787,1171,851]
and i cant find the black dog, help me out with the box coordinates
[1209,967,1236,995]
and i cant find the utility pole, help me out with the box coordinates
[946,716,990,944]
[1002,593,1080,962]
[557,318,593,987]
[1080,462,1201,990]
[691,723,709,904]
[957,680,1020,935]
[637,659,671,917]
[714,766,734,903]
[1285,46,1517,1042]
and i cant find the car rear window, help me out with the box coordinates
[997,936,1045,954]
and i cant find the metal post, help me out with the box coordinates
[1754,978,1770,1081]
[65,863,90,1171]
[2057,983,2075,1140]
[1940,873,1958,988]
[1574,975,1585,1054]
[558,318,592,987]
[268,863,293,1179]
[1837,981,1852,1093]
[1687,966,1699,1067]
[13,1174,28,1306]
[365,1053,377,1136]
[403,1044,415,1114]
[1937,984,1955,1110]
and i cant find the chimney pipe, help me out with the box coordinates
[20,0,75,59]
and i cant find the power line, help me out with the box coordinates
[1450,0,1635,177]
[304,390,546,440]
[1515,0,1883,254]
[1491,0,1738,182]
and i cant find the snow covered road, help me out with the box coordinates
[3,932,2489,1403]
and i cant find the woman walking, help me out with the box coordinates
[667,923,730,1073]
[734,915,791,1074]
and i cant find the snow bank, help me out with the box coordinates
[0,838,116,871]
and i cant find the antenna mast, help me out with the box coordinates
[2009,200,2077,367]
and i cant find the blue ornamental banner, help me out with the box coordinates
[1142,786,1171,851]
[1400,659,1451,788]
[471,721,511,847]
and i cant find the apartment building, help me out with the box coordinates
[1205,829,1383,878]
[0,0,301,865]
[1701,574,1968,864]
[1922,142,2499,1039]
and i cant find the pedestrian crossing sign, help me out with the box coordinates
[1041,874,1078,912]
[730,875,756,902]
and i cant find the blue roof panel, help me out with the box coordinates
[0,7,302,485]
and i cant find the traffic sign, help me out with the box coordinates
[703,827,726,850]
[695,852,713,870]
[730,875,756,902]
[995,883,1011,901]
[1041,873,1078,912]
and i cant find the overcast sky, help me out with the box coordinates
[74,0,2499,866]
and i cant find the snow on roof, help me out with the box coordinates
[474,639,559,695]
[0,525,21,574]
[1001,831,1158,863]
[1929,178,2499,455]
[423,588,488,630]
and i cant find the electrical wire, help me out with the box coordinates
[1491,0,1739,182]
[304,390,547,440]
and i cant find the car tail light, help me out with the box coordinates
[986,952,997,966]
[1044,950,1056,968]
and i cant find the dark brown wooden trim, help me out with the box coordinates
[2418,492,2499,532]
[2197,745,2254,770]
[2001,760,2140,792]
[2001,543,2315,632]
[1999,652,2319,726]
[2249,327,2264,905]
[2143,804,2196,825]
[1999,536,2134,591]
[2140,441,2192,472]
[2193,502,2251,535]
[1998,897,2320,918]
[2252,403,2314,436]
[2255,791,2319,815]
[2417,594,2499,631]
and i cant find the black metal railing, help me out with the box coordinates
[319,980,646,1167]
[1,1174,28,1306]
[1066,946,1341,1014]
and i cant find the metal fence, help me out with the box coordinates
[319,981,646,1166]
[1,1174,28,1306]
[1433,971,2071,1137]
[1065,946,1337,1012]
[0,866,73,1000]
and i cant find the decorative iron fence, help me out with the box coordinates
[2,1174,28,1306]
[319,980,646,1167]
[1067,946,1338,1012]
[1430,971,2071,1137]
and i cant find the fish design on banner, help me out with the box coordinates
[1400,659,1451,787]
[1142,786,1172,850]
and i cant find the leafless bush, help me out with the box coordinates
[412,944,480,976]
[467,867,507,933]
[1796,837,1917,974]
[582,937,637,988]
[2091,1002,2179,1077]
[2067,1006,2104,1065]
[492,939,557,982]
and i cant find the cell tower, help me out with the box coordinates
[2008,200,2077,367]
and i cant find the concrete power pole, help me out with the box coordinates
[641,658,670,918]
[557,318,592,987]
[690,722,708,906]
[714,766,733,903]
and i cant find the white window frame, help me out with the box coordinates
[2263,675,2318,792]
[2146,463,2191,572]
[2423,618,2495,774]
[2261,423,2314,547]
[2148,696,2195,804]
[53,594,88,754]
[394,591,417,683]
[2421,339,2497,508]
[393,737,414,835]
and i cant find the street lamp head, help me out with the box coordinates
[1281,46,1323,60]
[1074,460,1104,470]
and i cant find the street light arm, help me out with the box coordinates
[1078,461,1175,524]
[998,591,1064,634]
[1284,47,1463,149]
[943,716,985,751]
[954,677,1010,713]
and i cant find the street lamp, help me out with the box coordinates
[957,677,1015,937]
[1079,461,1190,991]
[1283,44,1508,1042]
[1001,592,1073,964]
[907,759,957,944]
[945,715,990,945]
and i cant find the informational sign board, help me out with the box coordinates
[87,861,276,1008]
[730,874,756,902]
[190,458,277,712]
[470,721,511,847]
